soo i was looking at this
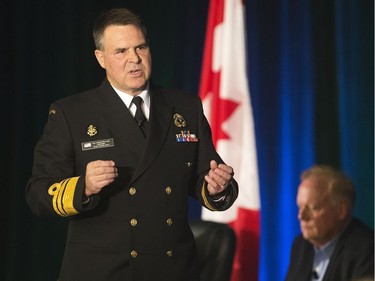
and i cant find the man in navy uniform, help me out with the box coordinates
[26,8,238,281]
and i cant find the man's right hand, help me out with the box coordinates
[85,160,118,197]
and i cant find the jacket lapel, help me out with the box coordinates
[95,80,173,183]
[131,85,172,182]
[97,80,146,161]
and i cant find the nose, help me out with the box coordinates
[128,48,141,63]
[298,207,308,221]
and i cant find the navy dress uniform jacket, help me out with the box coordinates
[26,79,239,281]
[285,218,374,281]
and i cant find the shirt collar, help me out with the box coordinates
[313,218,353,258]
[313,233,340,258]
[111,83,150,110]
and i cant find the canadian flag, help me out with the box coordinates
[199,0,261,280]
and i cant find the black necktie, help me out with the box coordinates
[132,96,148,137]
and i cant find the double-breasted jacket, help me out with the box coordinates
[26,79,238,281]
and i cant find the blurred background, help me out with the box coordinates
[0,0,373,280]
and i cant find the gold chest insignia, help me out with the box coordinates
[173,113,186,128]
[87,125,97,137]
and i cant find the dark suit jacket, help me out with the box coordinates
[26,79,238,281]
[285,218,374,281]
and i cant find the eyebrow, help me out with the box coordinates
[114,47,127,52]
[116,42,148,50]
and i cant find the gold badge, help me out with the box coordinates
[87,125,97,137]
[49,108,56,115]
[173,113,186,128]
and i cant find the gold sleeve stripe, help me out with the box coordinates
[56,178,69,216]
[48,177,80,217]
[201,182,217,211]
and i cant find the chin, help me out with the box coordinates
[301,230,312,240]
[131,82,147,91]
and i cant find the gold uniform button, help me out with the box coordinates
[166,250,173,257]
[166,218,173,226]
[131,250,138,258]
[130,218,138,226]
[165,186,172,194]
[129,187,136,195]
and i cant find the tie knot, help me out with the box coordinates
[132,96,143,107]
[132,96,148,133]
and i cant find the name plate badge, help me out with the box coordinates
[81,138,114,151]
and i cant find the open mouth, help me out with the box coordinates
[129,69,142,75]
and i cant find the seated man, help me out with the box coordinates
[285,165,374,281]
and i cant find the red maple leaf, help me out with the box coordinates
[205,69,239,147]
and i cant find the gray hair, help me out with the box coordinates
[301,165,356,211]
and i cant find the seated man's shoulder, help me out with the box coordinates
[343,218,374,248]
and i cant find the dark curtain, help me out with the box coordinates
[1,1,373,281]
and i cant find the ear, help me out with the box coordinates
[94,49,106,69]
[337,200,350,221]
